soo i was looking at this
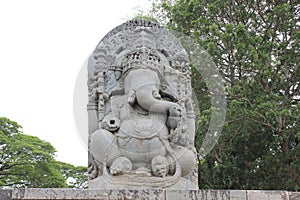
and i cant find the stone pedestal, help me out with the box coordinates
[1,189,299,200]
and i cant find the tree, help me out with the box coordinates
[153,0,300,191]
[57,162,88,189]
[0,117,87,188]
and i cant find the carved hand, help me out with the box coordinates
[102,115,120,132]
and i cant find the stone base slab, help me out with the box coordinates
[0,189,299,200]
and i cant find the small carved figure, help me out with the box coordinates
[151,155,168,177]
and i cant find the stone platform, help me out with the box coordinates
[0,189,299,200]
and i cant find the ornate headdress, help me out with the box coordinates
[121,47,165,77]
[89,19,189,75]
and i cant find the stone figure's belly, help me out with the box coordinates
[117,119,168,163]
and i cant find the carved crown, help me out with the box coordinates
[121,48,165,76]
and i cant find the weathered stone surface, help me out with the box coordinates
[165,190,248,200]
[289,192,300,200]
[246,190,289,200]
[166,190,230,200]
[229,190,247,200]
[0,189,12,200]
[11,189,165,200]
[1,189,299,200]
[87,19,198,189]
[164,190,298,200]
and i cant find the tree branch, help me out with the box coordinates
[248,117,281,135]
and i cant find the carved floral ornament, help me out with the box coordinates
[87,19,198,190]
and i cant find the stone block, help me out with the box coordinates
[228,190,247,200]
[11,189,165,200]
[165,190,238,200]
[0,189,298,200]
[0,189,12,200]
[246,190,289,200]
[289,192,300,200]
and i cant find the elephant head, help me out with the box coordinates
[123,68,182,116]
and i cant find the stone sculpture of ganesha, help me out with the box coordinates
[87,19,198,189]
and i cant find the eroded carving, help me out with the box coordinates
[87,19,198,189]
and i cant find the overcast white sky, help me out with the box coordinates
[0,0,153,166]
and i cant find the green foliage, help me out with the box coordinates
[153,0,300,191]
[0,117,87,188]
[57,162,88,189]
[132,15,159,23]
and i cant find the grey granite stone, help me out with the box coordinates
[87,19,198,189]
[11,189,165,200]
[166,190,230,200]
[229,190,247,200]
[246,190,289,200]
[289,192,300,200]
[5,189,297,200]
[0,189,12,200]
[165,190,292,200]
[165,190,247,200]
